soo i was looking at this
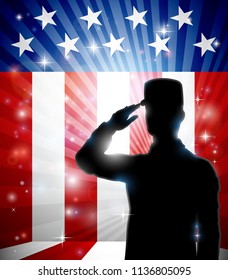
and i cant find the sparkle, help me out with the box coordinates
[205,87,211,93]
[77,249,83,256]
[4,98,11,104]
[7,192,17,203]
[213,40,220,48]
[21,232,27,239]
[37,55,52,71]
[20,180,25,186]
[68,176,77,185]
[21,126,26,131]
[15,236,20,241]
[66,207,78,217]
[195,96,203,105]
[16,14,23,21]
[11,65,20,72]
[160,26,168,36]
[11,208,16,213]
[212,160,217,164]
[156,25,173,37]
[195,225,200,241]
[86,40,101,56]
[54,231,70,243]
[66,208,72,216]
[14,131,19,138]
[116,207,132,223]
[200,130,214,143]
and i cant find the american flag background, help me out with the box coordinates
[0,0,227,260]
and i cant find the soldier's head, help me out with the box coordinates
[141,78,185,137]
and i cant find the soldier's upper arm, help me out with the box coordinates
[87,153,134,182]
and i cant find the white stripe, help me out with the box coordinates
[0,242,61,260]
[84,243,227,260]
[162,72,195,153]
[32,73,65,241]
[83,242,126,260]
[97,72,130,241]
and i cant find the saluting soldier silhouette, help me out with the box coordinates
[76,78,220,260]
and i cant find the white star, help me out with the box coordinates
[35,6,56,30]
[103,33,125,56]
[171,6,193,30]
[125,6,147,30]
[80,7,102,30]
[148,33,170,57]
[11,33,34,57]
[57,34,79,56]
[194,33,216,56]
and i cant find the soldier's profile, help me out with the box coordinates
[76,78,220,260]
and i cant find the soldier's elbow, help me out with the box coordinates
[75,151,95,174]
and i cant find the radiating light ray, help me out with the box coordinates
[65,73,97,116]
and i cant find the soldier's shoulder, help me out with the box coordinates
[182,148,216,171]
[192,154,218,179]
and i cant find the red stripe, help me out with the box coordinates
[65,73,97,242]
[195,72,228,249]
[0,72,32,248]
[23,241,96,260]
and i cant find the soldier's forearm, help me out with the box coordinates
[75,121,117,174]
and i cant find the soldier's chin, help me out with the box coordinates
[147,126,156,136]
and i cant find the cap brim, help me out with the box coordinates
[140,99,146,106]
